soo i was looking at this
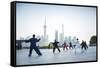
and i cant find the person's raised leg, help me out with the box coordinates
[57,47,61,52]
[34,47,42,56]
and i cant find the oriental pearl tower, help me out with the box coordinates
[44,17,46,39]
[43,17,48,46]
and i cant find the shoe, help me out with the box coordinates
[39,54,42,56]
[28,54,31,57]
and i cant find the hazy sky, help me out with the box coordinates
[16,3,96,43]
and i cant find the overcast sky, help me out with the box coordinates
[16,3,96,43]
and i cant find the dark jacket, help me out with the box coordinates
[53,41,59,47]
[26,38,40,47]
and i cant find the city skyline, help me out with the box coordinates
[16,3,96,44]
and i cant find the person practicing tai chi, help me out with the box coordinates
[62,42,68,51]
[52,40,61,53]
[81,40,88,51]
[69,42,73,49]
[74,38,81,54]
[25,34,42,56]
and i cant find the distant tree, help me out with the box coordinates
[89,35,97,46]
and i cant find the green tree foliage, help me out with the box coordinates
[89,35,97,46]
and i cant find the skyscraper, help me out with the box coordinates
[55,30,58,41]
[60,24,64,42]
[42,17,48,46]
[60,24,64,44]
[44,17,46,39]
[62,24,64,41]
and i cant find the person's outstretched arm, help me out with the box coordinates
[37,38,40,42]
[57,41,59,44]
[25,39,30,43]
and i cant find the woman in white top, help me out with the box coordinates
[74,38,81,54]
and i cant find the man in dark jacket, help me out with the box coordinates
[52,40,61,53]
[25,34,42,56]
[81,40,88,50]
[69,42,73,49]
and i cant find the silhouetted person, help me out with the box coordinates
[62,42,68,51]
[69,42,73,49]
[25,34,42,56]
[52,40,61,53]
[81,40,88,50]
